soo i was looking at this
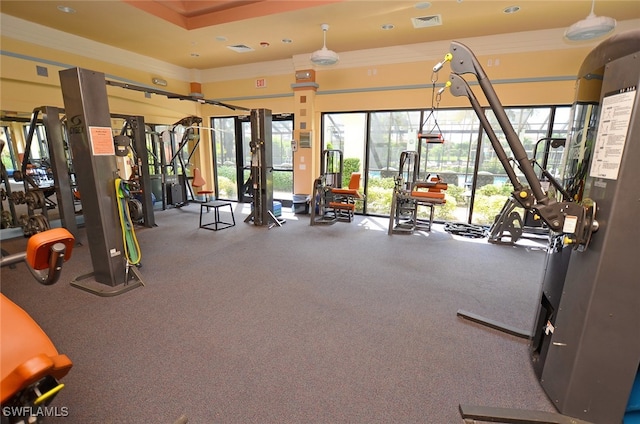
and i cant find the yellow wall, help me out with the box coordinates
[1,34,594,196]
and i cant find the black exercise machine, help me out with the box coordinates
[433,30,640,424]
[309,149,363,226]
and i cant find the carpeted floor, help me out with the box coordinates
[1,203,556,423]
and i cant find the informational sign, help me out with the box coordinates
[89,126,115,156]
[589,87,636,180]
[255,78,267,89]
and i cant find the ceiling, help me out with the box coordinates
[1,0,639,70]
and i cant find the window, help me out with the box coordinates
[322,106,569,225]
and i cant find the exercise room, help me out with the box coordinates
[1,2,639,423]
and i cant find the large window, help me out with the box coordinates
[322,113,366,211]
[322,105,571,225]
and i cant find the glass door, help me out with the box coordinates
[213,114,294,203]
[212,117,239,201]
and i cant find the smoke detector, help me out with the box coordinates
[564,0,616,41]
[310,24,339,66]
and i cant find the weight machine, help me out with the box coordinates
[387,71,450,235]
[432,30,639,424]
[0,107,78,239]
[244,108,283,228]
[388,150,448,235]
[1,108,158,242]
[160,116,202,209]
[309,149,363,226]
[1,228,74,424]
[111,114,156,227]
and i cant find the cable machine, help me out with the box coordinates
[160,116,202,209]
[434,30,639,424]
[244,108,283,228]
[112,114,156,227]
[487,137,567,245]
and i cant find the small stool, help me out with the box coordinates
[199,201,235,231]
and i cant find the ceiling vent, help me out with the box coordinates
[411,14,442,29]
[227,44,254,53]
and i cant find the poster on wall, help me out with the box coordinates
[589,86,636,180]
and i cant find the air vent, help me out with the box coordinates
[411,14,442,28]
[227,44,254,53]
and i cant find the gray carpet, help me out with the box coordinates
[1,203,555,423]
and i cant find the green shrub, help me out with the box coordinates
[473,194,509,224]
[366,185,393,215]
[217,165,236,181]
[217,176,237,199]
[342,158,361,187]
[273,171,293,192]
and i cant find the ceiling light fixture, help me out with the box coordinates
[503,6,520,14]
[564,0,616,41]
[57,5,76,13]
[310,24,339,66]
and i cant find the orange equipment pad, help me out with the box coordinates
[329,202,356,211]
[330,188,362,199]
[414,182,448,191]
[411,190,446,201]
[26,228,74,271]
[0,294,72,403]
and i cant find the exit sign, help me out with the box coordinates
[255,78,267,88]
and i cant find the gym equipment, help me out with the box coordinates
[244,108,283,228]
[59,67,143,296]
[0,228,74,285]
[309,149,363,225]
[199,200,235,231]
[1,228,74,423]
[115,178,141,269]
[435,30,639,423]
[0,108,78,239]
[388,150,448,234]
[191,168,214,201]
[112,114,156,228]
[488,137,568,245]
[387,84,449,235]
[163,116,202,207]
